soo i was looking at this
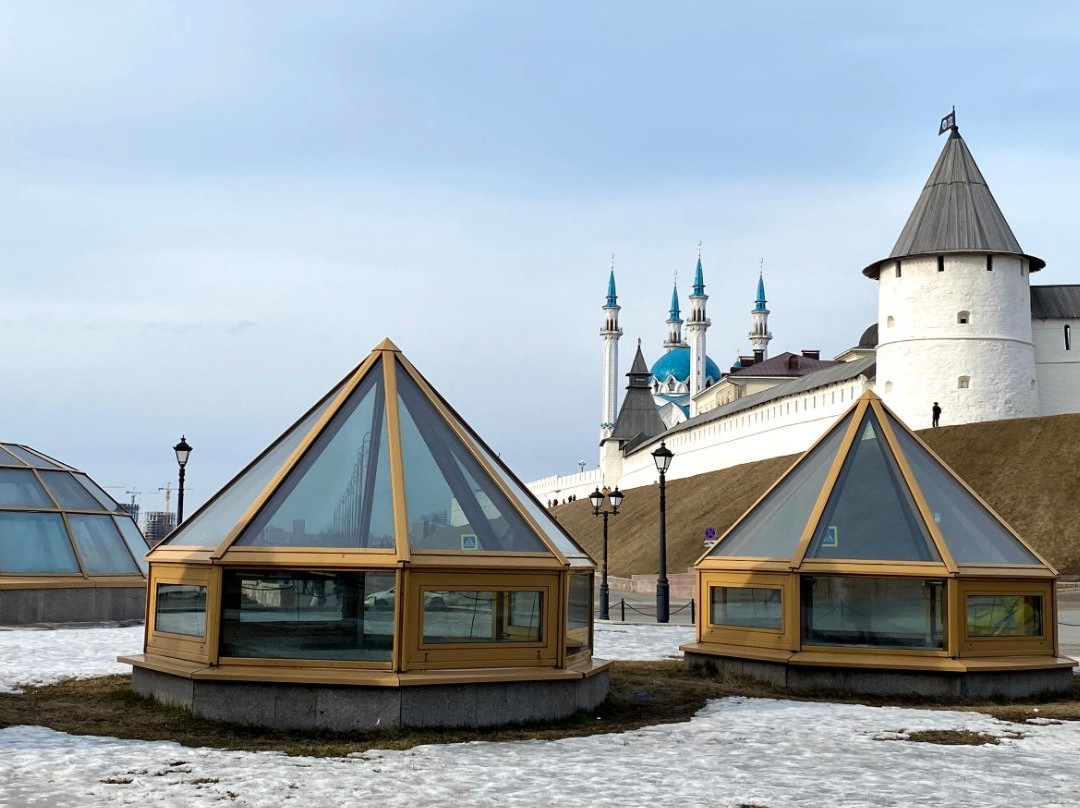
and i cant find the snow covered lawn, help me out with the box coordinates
[2,698,1077,807]
[593,621,693,661]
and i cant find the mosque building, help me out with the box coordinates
[528,114,1080,502]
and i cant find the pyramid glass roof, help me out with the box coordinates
[157,340,591,564]
[706,391,1049,572]
[0,444,150,577]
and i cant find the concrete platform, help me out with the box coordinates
[684,651,1075,699]
[0,586,145,626]
[132,665,611,731]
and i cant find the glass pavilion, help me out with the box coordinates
[128,340,602,702]
[0,443,149,624]
[684,390,1072,694]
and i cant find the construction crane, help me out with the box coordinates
[158,482,173,517]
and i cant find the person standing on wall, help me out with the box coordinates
[932,401,942,428]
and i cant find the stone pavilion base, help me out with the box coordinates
[684,651,1074,700]
[0,586,145,626]
[130,663,611,731]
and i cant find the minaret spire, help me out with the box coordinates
[600,258,623,444]
[663,280,686,351]
[685,245,711,416]
[749,265,772,358]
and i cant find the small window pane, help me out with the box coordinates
[74,474,126,513]
[67,514,139,574]
[155,584,207,637]
[713,413,852,558]
[806,412,939,562]
[169,376,347,548]
[113,516,151,572]
[221,570,394,661]
[801,576,945,649]
[0,446,26,466]
[422,590,543,644]
[0,468,55,508]
[0,512,79,573]
[566,573,592,656]
[966,594,1043,637]
[397,367,546,553]
[39,471,103,510]
[237,367,396,548]
[710,586,782,629]
[890,425,1040,565]
[2,445,61,469]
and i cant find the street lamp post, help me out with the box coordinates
[651,441,674,623]
[589,486,624,621]
[173,436,193,525]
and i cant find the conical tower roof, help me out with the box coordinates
[152,341,591,566]
[701,390,1053,576]
[609,343,666,446]
[863,127,1044,278]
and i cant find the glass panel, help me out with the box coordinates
[397,367,547,553]
[2,445,61,469]
[566,573,592,656]
[168,376,347,547]
[0,512,79,573]
[237,365,396,548]
[220,570,394,661]
[801,576,945,649]
[113,516,151,573]
[806,412,939,562]
[713,413,852,558]
[421,590,543,643]
[39,471,104,510]
[0,446,26,466]
[966,594,1043,637]
[462,428,591,559]
[67,514,139,574]
[74,474,126,513]
[155,584,207,636]
[891,424,1041,565]
[710,586,782,629]
[0,468,55,508]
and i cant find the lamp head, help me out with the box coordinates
[651,441,673,474]
[609,487,624,514]
[589,487,604,514]
[173,435,193,468]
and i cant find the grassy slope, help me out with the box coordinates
[553,413,1080,577]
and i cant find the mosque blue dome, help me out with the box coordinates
[650,347,721,385]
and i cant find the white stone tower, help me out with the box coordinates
[600,264,623,442]
[749,271,772,357]
[864,115,1044,429]
[663,284,687,351]
[685,249,711,417]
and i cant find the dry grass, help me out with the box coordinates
[884,729,1013,746]
[553,413,1080,576]
[1,662,1078,757]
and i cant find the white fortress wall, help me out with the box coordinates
[876,254,1039,429]
[526,467,602,503]
[1033,316,1080,416]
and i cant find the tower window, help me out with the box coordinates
[958,376,970,390]
[986,255,993,271]
[886,315,894,328]
[884,381,893,394]
[937,255,945,272]
[958,311,970,324]
[1065,324,1072,351]
[896,261,902,278]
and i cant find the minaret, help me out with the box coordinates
[749,270,772,357]
[663,283,686,351]
[863,112,1044,428]
[600,260,623,442]
[685,245,711,416]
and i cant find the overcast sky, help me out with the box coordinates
[2,1,1079,517]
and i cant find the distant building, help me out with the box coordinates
[143,511,176,545]
[119,502,140,524]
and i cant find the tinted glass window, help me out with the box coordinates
[967,594,1043,637]
[566,573,593,656]
[710,586,782,629]
[0,468,54,508]
[156,584,207,636]
[802,576,945,649]
[220,570,394,661]
[421,590,543,644]
[39,471,103,511]
[113,516,151,572]
[67,514,139,574]
[0,512,79,573]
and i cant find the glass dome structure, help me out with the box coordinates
[126,340,606,730]
[683,390,1073,697]
[0,443,150,624]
